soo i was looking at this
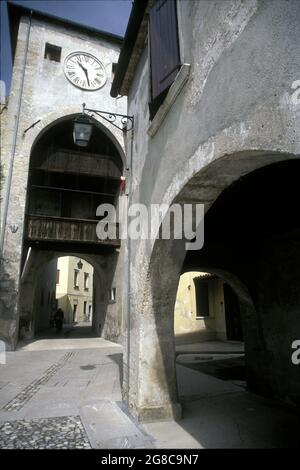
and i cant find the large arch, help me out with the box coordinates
[18,249,111,340]
[127,150,300,421]
[26,107,126,169]
[17,109,125,346]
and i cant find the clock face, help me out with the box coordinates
[64,52,106,91]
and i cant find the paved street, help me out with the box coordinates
[0,327,299,448]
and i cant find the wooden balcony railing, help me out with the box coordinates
[26,215,120,247]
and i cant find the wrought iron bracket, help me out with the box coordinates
[82,103,134,132]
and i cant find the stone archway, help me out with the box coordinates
[18,248,121,342]
[126,150,300,422]
[19,250,101,339]
[0,108,125,350]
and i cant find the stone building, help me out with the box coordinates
[1,0,300,426]
[0,3,127,348]
[174,271,243,344]
[56,256,94,325]
[111,0,300,421]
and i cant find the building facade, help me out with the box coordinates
[111,0,300,420]
[56,256,94,325]
[174,272,235,344]
[0,3,127,348]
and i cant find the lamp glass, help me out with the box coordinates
[73,116,93,147]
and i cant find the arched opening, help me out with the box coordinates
[18,115,124,343]
[182,159,300,401]
[24,114,122,254]
[131,154,300,423]
[20,255,97,340]
[174,271,244,344]
[175,270,246,398]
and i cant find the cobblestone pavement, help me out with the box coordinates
[0,416,91,449]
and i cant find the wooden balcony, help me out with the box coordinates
[25,215,120,253]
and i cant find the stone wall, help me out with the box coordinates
[123,0,300,420]
[0,12,127,348]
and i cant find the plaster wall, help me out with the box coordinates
[124,0,300,420]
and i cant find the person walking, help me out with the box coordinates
[54,308,64,332]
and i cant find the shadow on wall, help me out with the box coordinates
[0,264,18,348]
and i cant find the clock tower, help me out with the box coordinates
[0,3,128,349]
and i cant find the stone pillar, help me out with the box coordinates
[131,300,182,422]
[127,239,185,422]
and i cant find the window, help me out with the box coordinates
[83,301,87,317]
[56,269,60,284]
[84,273,89,290]
[44,43,61,62]
[149,0,181,119]
[108,287,116,303]
[194,278,209,318]
[74,269,79,289]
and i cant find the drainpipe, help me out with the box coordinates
[126,118,134,408]
[0,11,32,258]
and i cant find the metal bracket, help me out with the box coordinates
[82,103,134,132]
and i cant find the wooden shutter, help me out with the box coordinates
[149,0,181,102]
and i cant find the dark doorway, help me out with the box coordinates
[194,277,209,318]
[224,283,243,341]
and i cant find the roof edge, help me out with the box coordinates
[110,0,149,98]
[7,1,124,58]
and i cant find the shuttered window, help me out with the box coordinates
[149,0,181,119]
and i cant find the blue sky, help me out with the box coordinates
[0,0,132,95]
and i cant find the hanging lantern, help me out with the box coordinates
[73,114,93,147]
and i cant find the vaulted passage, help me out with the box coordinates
[23,116,122,258]
[182,159,300,405]
[18,116,124,344]
[131,156,300,422]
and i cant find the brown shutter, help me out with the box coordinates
[149,0,181,102]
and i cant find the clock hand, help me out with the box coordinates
[77,60,86,71]
[85,69,90,87]
[77,60,90,86]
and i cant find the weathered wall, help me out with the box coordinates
[0,13,127,348]
[174,272,224,344]
[124,0,300,420]
[33,258,57,333]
